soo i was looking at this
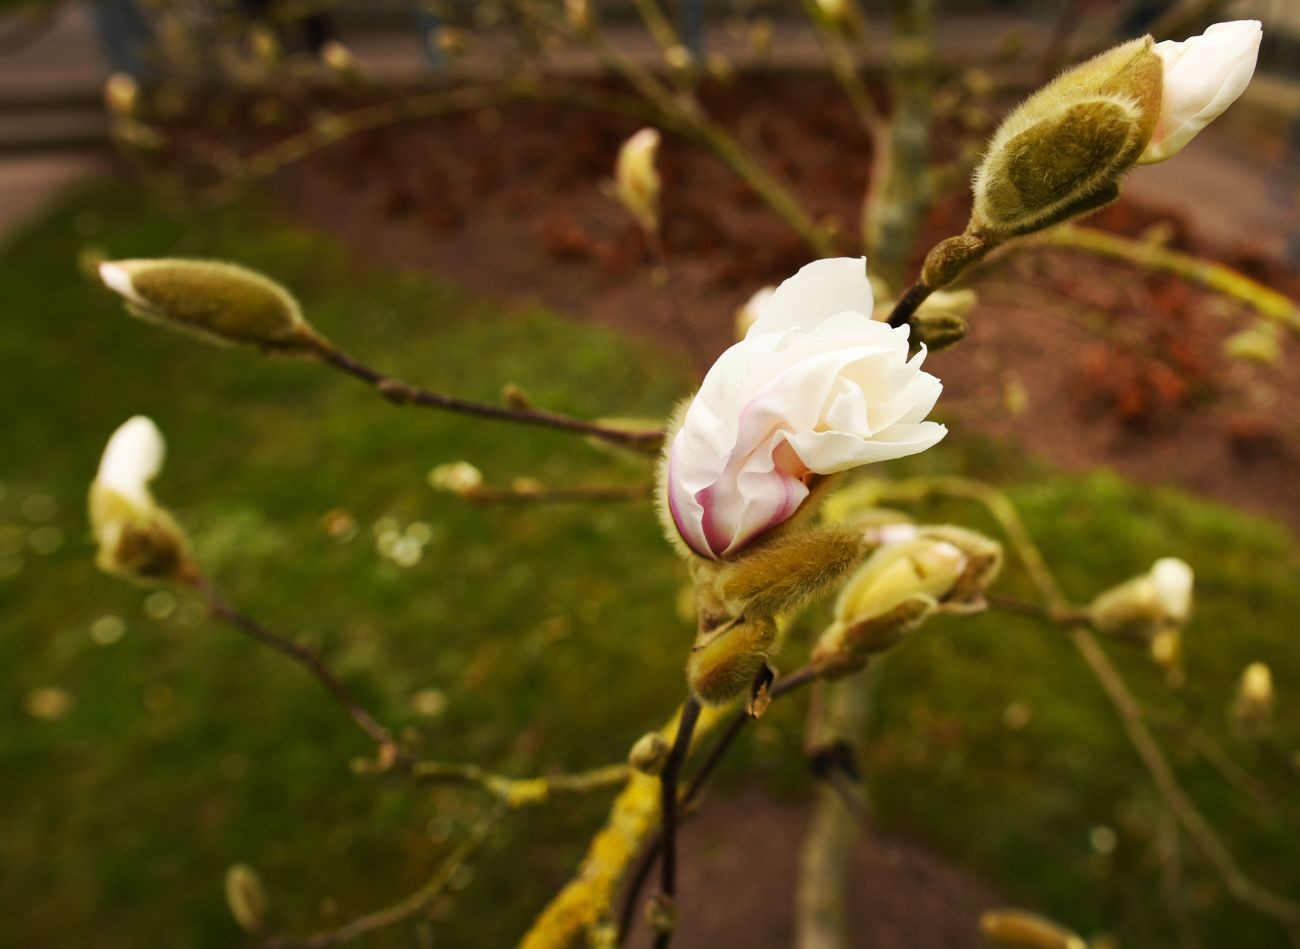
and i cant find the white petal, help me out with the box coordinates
[1139,20,1261,164]
[749,257,874,335]
[97,415,165,508]
[1150,557,1193,623]
[99,261,147,305]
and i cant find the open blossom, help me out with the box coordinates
[665,257,946,560]
[1139,20,1261,164]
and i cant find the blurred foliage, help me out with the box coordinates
[1,183,1297,947]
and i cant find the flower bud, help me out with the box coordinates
[320,40,360,83]
[98,259,327,355]
[911,290,976,351]
[225,863,269,935]
[920,233,988,289]
[628,732,671,775]
[915,525,1003,612]
[1231,662,1274,736]
[719,528,870,618]
[89,417,192,583]
[812,0,851,28]
[428,461,484,497]
[979,909,1085,949]
[810,534,976,677]
[564,0,593,34]
[614,128,662,233]
[687,614,776,705]
[1089,557,1193,645]
[973,37,1162,238]
[104,72,138,117]
[1224,322,1281,366]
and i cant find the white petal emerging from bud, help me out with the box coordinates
[1149,557,1193,625]
[96,415,164,511]
[734,285,775,339]
[90,417,190,582]
[1139,20,1262,164]
[614,127,662,233]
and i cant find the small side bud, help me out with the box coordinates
[104,72,139,117]
[979,908,1086,949]
[915,525,1003,612]
[89,417,193,584]
[320,41,361,84]
[628,732,671,775]
[614,128,662,234]
[428,461,484,497]
[500,383,535,410]
[98,259,327,356]
[564,0,593,34]
[1089,557,1193,645]
[225,863,270,936]
[1231,662,1274,737]
[687,614,777,705]
[1224,322,1281,366]
[911,290,976,351]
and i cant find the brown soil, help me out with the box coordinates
[623,788,1003,948]
[266,73,1300,532]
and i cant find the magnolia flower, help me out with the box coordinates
[1139,20,1262,164]
[1089,556,1194,643]
[89,416,189,581]
[665,257,946,560]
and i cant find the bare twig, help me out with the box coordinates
[191,577,397,752]
[316,345,663,451]
[652,695,702,948]
[264,805,505,948]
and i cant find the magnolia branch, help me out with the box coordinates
[190,577,398,753]
[315,345,663,451]
[263,805,505,948]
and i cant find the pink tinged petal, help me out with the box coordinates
[666,435,717,558]
[749,257,874,336]
[1139,20,1261,164]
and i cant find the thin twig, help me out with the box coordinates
[411,760,630,808]
[264,805,505,948]
[317,345,662,451]
[192,577,397,752]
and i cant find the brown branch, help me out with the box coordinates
[316,345,663,451]
[651,695,702,948]
[263,806,504,948]
[191,577,397,753]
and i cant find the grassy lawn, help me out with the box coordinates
[2,182,1297,948]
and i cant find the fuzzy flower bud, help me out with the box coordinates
[812,530,995,678]
[225,863,269,935]
[628,732,671,775]
[89,416,192,583]
[1231,662,1274,737]
[979,909,1086,949]
[911,289,976,351]
[661,258,945,561]
[973,36,1162,237]
[1138,21,1261,164]
[98,259,327,355]
[1089,557,1193,644]
[614,127,662,233]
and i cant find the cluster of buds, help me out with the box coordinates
[1088,557,1193,667]
[98,258,330,356]
[810,525,1003,678]
[89,416,194,584]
